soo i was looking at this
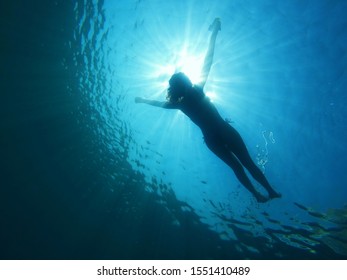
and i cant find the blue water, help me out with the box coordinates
[1,0,347,259]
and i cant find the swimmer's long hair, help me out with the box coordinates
[167,72,205,103]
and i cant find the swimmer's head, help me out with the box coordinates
[167,72,193,102]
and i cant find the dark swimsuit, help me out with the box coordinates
[178,87,247,157]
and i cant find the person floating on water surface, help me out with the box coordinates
[135,18,281,202]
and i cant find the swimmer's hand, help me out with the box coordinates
[209,18,221,32]
[135,97,145,103]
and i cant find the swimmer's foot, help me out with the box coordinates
[209,18,221,32]
[269,191,282,200]
[255,193,269,203]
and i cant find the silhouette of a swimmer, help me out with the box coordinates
[135,18,281,202]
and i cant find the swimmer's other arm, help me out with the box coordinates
[135,97,179,109]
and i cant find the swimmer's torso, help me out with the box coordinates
[178,88,226,137]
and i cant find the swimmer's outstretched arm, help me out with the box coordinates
[199,18,221,89]
[135,97,179,109]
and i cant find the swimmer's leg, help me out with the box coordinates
[227,127,281,199]
[205,140,268,203]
